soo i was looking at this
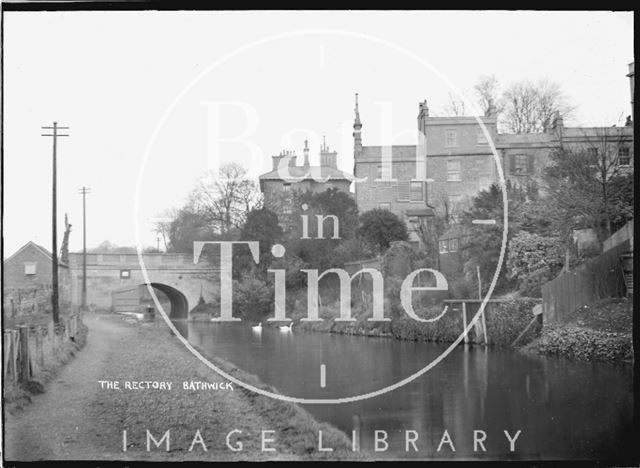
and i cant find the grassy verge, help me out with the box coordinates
[104,319,366,461]
[3,320,89,415]
[523,298,633,364]
[192,343,366,460]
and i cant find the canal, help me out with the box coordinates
[175,321,634,460]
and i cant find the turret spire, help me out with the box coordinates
[353,93,363,158]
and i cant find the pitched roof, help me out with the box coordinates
[3,240,70,268]
[259,165,353,182]
[560,126,634,139]
[439,224,468,241]
[4,241,52,263]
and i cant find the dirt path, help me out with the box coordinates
[3,314,356,461]
[3,313,137,460]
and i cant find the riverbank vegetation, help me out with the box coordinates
[4,320,89,415]
[524,298,633,364]
[162,161,631,362]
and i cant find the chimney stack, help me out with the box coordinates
[320,136,338,169]
[417,99,430,135]
[303,140,310,168]
[485,102,497,119]
[272,149,297,170]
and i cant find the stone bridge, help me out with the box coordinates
[67,252,219,318]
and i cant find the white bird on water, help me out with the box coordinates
[252,323,262,332]
[278,322,294,332]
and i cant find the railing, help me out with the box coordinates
[3,313,82,387]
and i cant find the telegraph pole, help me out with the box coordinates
[42,122,69,324]
[78,186,91,310]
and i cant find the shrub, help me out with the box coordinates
[381,241,416,279]
[485,298,542,346]
[358,209,409,254]
[534,326,633,363]
[449,277,472,299]
[507,231,563,284]
[233,276,273,323]
[518,266,553,298]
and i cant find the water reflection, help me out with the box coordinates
[181,322,633,460]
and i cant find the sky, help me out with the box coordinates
[2,10,634,257]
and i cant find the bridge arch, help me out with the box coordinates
[146,283,189,320]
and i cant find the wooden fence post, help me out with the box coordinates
[49,322,55,355]
[12,331,19,385]
[462,302,469,344]
[35,331,44,367]
[3,332,9,383]
[481,305,489,345]
[19,326,30,384]
[4,331,16,386]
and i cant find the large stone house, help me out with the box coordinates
[259,139,353,231]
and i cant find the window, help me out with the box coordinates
[439,240,448,254]
[24,263,36,275]
[445,130,458,148]
[619,147,631,166]
[397,181,410,201]
[476,128,488,145]
[447,160,461,182]
[379,203,391,210]
[439,239,459,254]
[410,181,423,201]
[514,154,529,174]
[120,269,131,279]
[282,183,291,192]
[376,164,393,183]
[587,147,599,157]
[511,154,534,175]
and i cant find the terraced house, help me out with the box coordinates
[353,74,634,249]
[353,96,500,246]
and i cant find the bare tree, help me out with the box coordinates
[189,163,262,234]
[153,208,176,251]
[474,74,501,115]
[501,78,574,133]
[543,127,633,240]
[441,91,468,116]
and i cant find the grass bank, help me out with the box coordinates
[523,297,633,364]
[99,317,364,461]
[4,319,89,415]
[292,297,542,348]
